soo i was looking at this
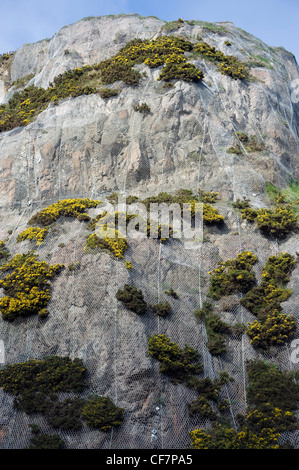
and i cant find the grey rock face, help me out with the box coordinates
[0,15,298,207]
[0,15,298,449]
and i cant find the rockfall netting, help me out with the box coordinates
[0,22,298,450]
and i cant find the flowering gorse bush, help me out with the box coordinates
[16,226,48,245]
[247,310,296,348]
[137,188,224,225]
[198,187,219,204]
[0,35,251,132]
[194,41,250,80]
[240,204,297,238]
[242,252,297,349]
[85,229,128,259]
[28,198,100,226]
[255,206,298,238]
[81,396,124,431]
[189,424,280,449]
[208,251,258,299]
[190,359,299,449]
[148,334,203,384]
[0,252,64,321]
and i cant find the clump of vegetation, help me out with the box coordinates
[0,36,200,132]
[149,331,235,424]
[195,302,226,355]
[106,192,139,205]
[0,252,64,321]
[46,397,86,431]
[97,35,194,83]
[158,62,204,82]
[242,252,297,349]
[87,211,137,233]
[189,422,280,449]
[188,396,218,420]
[16,226,48,245]
[0,36,202,132]
[126,195,139,205]
[240,207,258,223]
[194,302,244,355]
[0,52,14,64]
[27,425,65,450]
[116,284,147,314]
[133,102,151,113]
[150,301,171,317]
[164,287,179,298]
[202,204,225,225]
[207,251,258,300]
[98,87,120,98]
[241,281,291,320]
[146,218,174,242]
[84,229,127,259]
[0,241,10,263]
[187,372,233,420]
[0,357,124,434]
[198,187,219,203]
[0,78,95,131]
[246,310,296,349]
[227,133,266,156]
[148,334,203,384]
[262,251,296,283]
[11,73,35,89]
[124,260,133,271]
[85,209,172,254]
[81,396,124,431]
[198,21,229,34]
[194,41,250,80]
[148,332,235,422]
[253,206,298,238]
[190,359,299,449]
[76,213,91,222]
[246,359,299,412]
[236,193,298,238]
[162,81,175,89]
[244,403,297,434]
[265,182,281,200]
[162,18,185,31]
[232,197,251,210]
[282,180,299,213]
[0,35,254,133]
[67,261,81,274]
[226,145,243,155]
[265,181,299,215]
[27,198,100,226]
[237,132,267,152]
[0,356,87,414]
[136,188,225,226]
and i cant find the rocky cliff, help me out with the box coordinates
[0,14,298,449]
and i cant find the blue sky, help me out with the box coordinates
[1,0,298,60]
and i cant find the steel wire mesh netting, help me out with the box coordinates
[1,156,299,449]
[1,25,299,450]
